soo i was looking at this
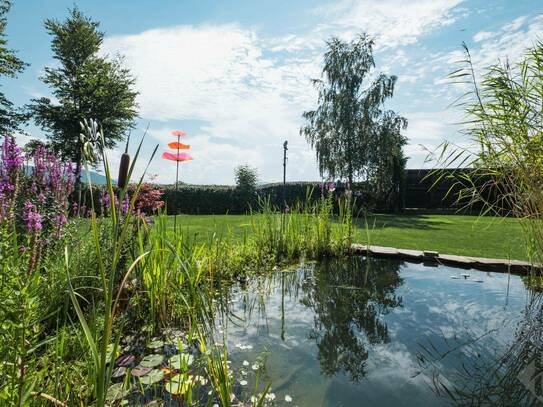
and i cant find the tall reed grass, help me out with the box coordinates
[428,42,543,270]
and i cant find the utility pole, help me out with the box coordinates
[283,140,288,211]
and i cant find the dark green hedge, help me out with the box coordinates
[76,170,488,216]
[162,182,380,215]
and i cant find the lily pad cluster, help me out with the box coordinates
[105,333,205,405]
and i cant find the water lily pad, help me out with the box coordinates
[112,366,127,378]
[116,354,136,367]
[140,369,164,385]
[106,383,130,401]
[147,340,164,350]
[164,374,191,395]
[140,354,164,368]
[132,365,152,377]
[168,353,194,369]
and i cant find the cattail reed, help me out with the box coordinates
[117,133,131,188]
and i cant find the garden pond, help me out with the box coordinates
[212,256,541,406]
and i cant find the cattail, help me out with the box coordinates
[117,133,131,188]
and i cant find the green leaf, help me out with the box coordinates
[164,374,191,395]
[106,383,130,401]
[140,354,164,368]
[147,340,164,350]
[140,369,164,385]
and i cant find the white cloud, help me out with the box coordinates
[102,24,323,184]
[314,0,466,48]
[472,15,543,69]
[473,30,493,42]
[97,6,541,183]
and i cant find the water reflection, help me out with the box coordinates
[418,292,543,406]
[299,257,404,381]
[214,257,533,406]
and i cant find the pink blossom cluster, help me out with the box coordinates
[0,136,75,239]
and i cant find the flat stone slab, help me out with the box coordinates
[397,249,424,259]
[368,246,399,256]
[438,254,477,265]
[350,243,540,274]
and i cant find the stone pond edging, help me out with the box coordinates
[350,243,541,274]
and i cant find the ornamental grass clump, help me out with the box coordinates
[429,42,543,269]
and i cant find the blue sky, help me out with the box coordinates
[3,0,542,184]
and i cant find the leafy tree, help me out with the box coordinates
[301,34,407,208]
[0,0,28,133]
[235,164,258,193]
[28,7,138,184]
[235,164,258,212]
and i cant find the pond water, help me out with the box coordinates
[214,256,542,406]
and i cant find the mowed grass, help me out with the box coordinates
[166,213,527,261]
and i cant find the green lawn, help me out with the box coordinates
[166,213,527,261]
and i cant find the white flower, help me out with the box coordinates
[285,395,293,402]
[240,379,248,386]
[250,396,258,403]
[252,363,259,370]
[243,360,249,366]
[240,369,247,376]
[265,393,276,401]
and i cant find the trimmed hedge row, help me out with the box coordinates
[162,182,380,215]
[79,182,387,215]
[78,169,494,216]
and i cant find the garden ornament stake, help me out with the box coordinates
[162,130,193,234]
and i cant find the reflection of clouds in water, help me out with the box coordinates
[368,342,420,380]
[388,263,527,346]
[214,259,530,406]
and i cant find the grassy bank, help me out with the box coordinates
[166,213,527,261]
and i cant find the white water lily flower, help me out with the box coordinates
[285,395,293,402]
[243,360,249,366]
[240,379,248,386]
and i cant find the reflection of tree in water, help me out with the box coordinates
[300,256,404,382]
[417,292,543,407]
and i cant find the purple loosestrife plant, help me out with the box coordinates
[0,136,24,220]
[0,136,75,246]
